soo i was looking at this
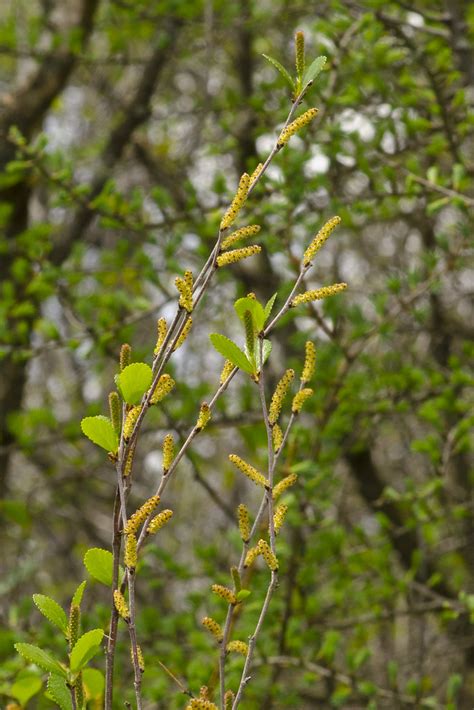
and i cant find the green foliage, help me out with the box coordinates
[80,416,119,453]
[14,643,67,678]
[116,362,153,405]
[83,548,116,586]
[47,674,73,710]
[69,629,104,672]
[32,594,68,635]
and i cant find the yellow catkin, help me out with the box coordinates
[249,162,263,184]
[113,589,130,619]
[244,545,260,568]
[124,534,137,569]
[147,509,173,534]
[175,270,194,313]
[123,405,141,441]
[68,604,80,646]
[202,616,223,641]
[221,224,261,251]
[124,444,135,477]
[154,317,168,355]
[301,341,316,383]
[109,391,121,436]
[277,108,318,148]
[220,359,235,384]
[220,173,250,231]
[257,539,279,571]
[273,504,288,534]
[196,403,211,431]
[224,691,235,709]
[130,644,145,672]
[229,454,269,488]
[227,640,249,655]
[211,584,237,605]
[150,373,175,404]
[291,283,347,307]
[216,245,261,268]
[199,686,210,700]
[303,216,341,266]
[120,343,131,370]
[186,700,219,710]
[268,369,295,426]
[124,495,160,535]
[173,316,192,350]
[272,423,283,452]
[295,31,305,77]
[237,504,251,542]
[273,473,297,500]
[292,387,313,414]
[162,433,174,473]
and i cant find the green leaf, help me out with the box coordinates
[33,594,68,634]
[302,55,327,88]
[263,293,278,322]
[117,362,153,405]
[257,339,272,370]
[15,643,67,678]
[236,589,251,602]
[262,54,295,89]
[70,629,104,672]
[47,674,73,710]
[82,668,105,700]
[84,548,114,586]
[81,416,118,453]
[10,673,42,706]
[72,580,87,607]
[209,334,254,374]
[234,297,266,332]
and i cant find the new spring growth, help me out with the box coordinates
[277,108,318,148]
[68,603,80,647]
[257,539,279,571]
[150,373,175,404]
[173,316,192,350]
[269,369,295,425]
[272,423,283,452]
[244,311,255,358]
[131,644,145,673]
[291,283,347,307]
[295,31,305,78]
[292,387,313,414]
[124,533,137,569]
[211,584,237,605]
[124,495,160,535]
[229,454,269,488]
[113,589,130,620]
[244,545,260,568]
[123,405,141,440]
[186,700,218,710]
[109,392,121,437]
[224,691,235,710]
[273,472,298,499]
[301,341,316,383]
[154,317,167,355]
[175,270,194,313]
[303,216,341,266]
[220,359,234,384]
[227,640,249,655]
[237,503,251,542]
[216,244,262,268]
[147,509,173,534]
[220,172,250,231]
[273,504,288,534]
[120,343,131,371]
[221,224,261,251]
[202,616,223,642]
[162,433,174,473]
[196,403,211,431]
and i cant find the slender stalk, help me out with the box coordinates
[105,490,122,710]
[127,569,143,710]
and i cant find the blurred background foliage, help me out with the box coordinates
[0,0,473,707]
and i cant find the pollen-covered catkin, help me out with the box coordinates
[273,504,288,534]
[124,495,160,535]
[196,403,211,431]
[211,584,237,605]
[173,316,192,350]
[277,108,318,148]
[268,369,295,425]
[109,392,121,436]
[224,691,235,709]
[292,387,313,413]
[291,283,347,307]
[147,509,173,534]
[295,31,305,77]
[220,359,235,384]
[186,700,219,710]
[124,534,137,569]
[131,644,145,673]
[244,545,260,568]
[175,270,193,313]
[124,445,135,477]
[249,162,263,184]
[162,434,174,473]
[272,423,283,452]
[273,472,298,499]
[220,173,250,231]
[123,405,141,440]
[202,616,223,641]
[68,604,80,647]
[221,224,261,251]
[237,503,251,542]
[113,589,130,619]
[229,454,269,488]
[154,317,167,355]
[120,343,131,371]
[301,341,316,383]
[150,373,175,404]
[227,640,249,655]
[216,245,261,268]
[257,539,279,571]
[303,216,341,265]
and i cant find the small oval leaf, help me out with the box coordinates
[84,548,114,586]
[234,297,266,332]
[302,55,327,88]
[70,629,104,672]
[15,643,67,678]
[71,580,87,607]
[47,674,73,710]
[10,673,43,706]
[117,362,153,405]
[209,334,254,374]
[82,668,105,700]
[33,594,68,634]
[262,54,295,89]
[81,416,118,453]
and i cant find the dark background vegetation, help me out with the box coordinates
[0,0,473,707]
